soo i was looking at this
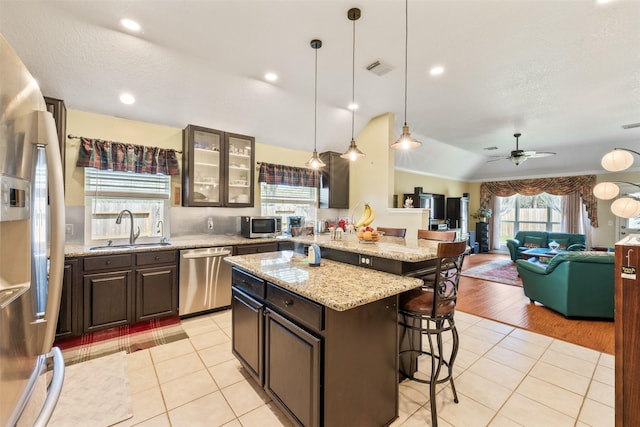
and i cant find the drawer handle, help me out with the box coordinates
[154,256,160,260]
[283,299,294,307]
[106,260,112,265]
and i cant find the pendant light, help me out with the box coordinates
[340,8,365,161]
[391,0,422,151]
[306,39,326,169]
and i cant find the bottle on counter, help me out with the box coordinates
[308,243,321,267]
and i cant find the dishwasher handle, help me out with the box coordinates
[182,250,231,259]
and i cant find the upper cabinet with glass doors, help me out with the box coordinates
[182,125,254,207]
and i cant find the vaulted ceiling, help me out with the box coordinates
[1,0,639,182]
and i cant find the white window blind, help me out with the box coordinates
[84,168,170,199]
[260,183,317,204]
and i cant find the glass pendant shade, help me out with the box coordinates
[305,150,325,169]
[510,156,527,166]
[611,197,640,218]
[593,182,620,200]
[391,124,421,150]
[340,139,365,161]
[602,149,634,172]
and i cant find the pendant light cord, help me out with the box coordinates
[351,17,356,140]
[314,45,318,152]
[403,0,408,126]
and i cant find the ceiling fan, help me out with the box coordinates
[488,133,556,165]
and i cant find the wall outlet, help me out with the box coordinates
[207,218,214,230]
[65,224,74,236]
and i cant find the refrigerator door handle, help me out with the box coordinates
[32,347,65,427]
[34,111,66,355]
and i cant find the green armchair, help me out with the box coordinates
[515,251,614,319]
[507,231,586,261]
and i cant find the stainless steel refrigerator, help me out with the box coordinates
[0,36,66,426]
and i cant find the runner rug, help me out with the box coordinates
[55,315,189,366]
[461,258,522,287]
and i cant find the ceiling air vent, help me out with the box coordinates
[365,60,394,76]
[622,122,640,130]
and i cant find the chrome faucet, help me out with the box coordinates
[116,209,140,244]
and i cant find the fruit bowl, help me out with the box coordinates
[357,229,383,243]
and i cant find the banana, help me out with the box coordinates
[355,203,372,228]
[364,204,376,226]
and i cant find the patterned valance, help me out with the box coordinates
[258,162,319,188]
[76,137,180,175]
[479,175,598,227]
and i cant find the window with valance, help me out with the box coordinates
[479,175,598,227]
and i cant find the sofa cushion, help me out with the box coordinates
[551,238,568,250]
[523,236,544,248]
[545,251,614,272]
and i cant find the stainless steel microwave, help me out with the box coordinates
[240,216,282,238]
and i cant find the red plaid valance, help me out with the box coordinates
[258,162,319,188]
[76,137,180,175]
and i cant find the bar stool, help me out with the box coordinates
[417,229,456,242]
[398,240,467,427]
[376,226,407,237]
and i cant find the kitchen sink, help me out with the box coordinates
[89,242,171,251]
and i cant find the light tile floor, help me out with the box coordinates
[101,309,614,427]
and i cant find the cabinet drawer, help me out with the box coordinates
[267,283,323,332]
[235,242,279,255]
[84,254,132,272]
[232,268,265,300]
[136,250,177,266]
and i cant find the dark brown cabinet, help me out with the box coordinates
[319,151,349,209]
[83,269,134,332]
[234,242,279,255]
[44,96,67,184]
[277,241,295,251]
[231,289,264,383]
[56,258,79,339]
[134,250,178,322]
[265,309,321,427]
[182,124,254,207]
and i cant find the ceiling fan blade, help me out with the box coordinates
[528,151,556,158]
[486,157,508,163]
[521,150,537,156]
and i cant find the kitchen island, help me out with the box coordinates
[225,249,425,427]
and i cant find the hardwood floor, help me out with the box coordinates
[457,253,615,354]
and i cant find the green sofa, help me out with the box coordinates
[507,231,586,261]
[515,251,614,319]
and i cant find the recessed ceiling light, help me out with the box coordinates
[596,0,614,4]
[348,102,358,111]
[264,72,278,82]
[119,93,135,105]
[120,18,141,32]
[430,65,445,76]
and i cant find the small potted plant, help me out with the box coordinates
[471,207,492,222]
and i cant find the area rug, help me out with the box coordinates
[461,258,522,287]
[56,315,189,366]
[49,351,132,427]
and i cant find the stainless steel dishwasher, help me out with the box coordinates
[179,246,232,317]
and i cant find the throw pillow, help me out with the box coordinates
[553,238,569,250]
[524,236,543,248]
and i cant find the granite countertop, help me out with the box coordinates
[291,234,439,262]
[225,250,423,311]
[64,235,287,257]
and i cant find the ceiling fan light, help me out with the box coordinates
[305,150,325,169]
[602,149,634,172]
[391,124,421,150]
[611,197,640,218]
[593,182,620,200]
[510,156,526,166]
[340,139,366,161]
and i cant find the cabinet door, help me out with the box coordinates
[56,259,78,339]
[83,270,133,332]
[265,309,321,427]
[135,265,178,322]
[224,132,254,207]
[183,125,224,206]
[231,289,264,384]
[319,151,349,209]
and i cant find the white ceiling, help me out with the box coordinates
[1,0,639,182]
